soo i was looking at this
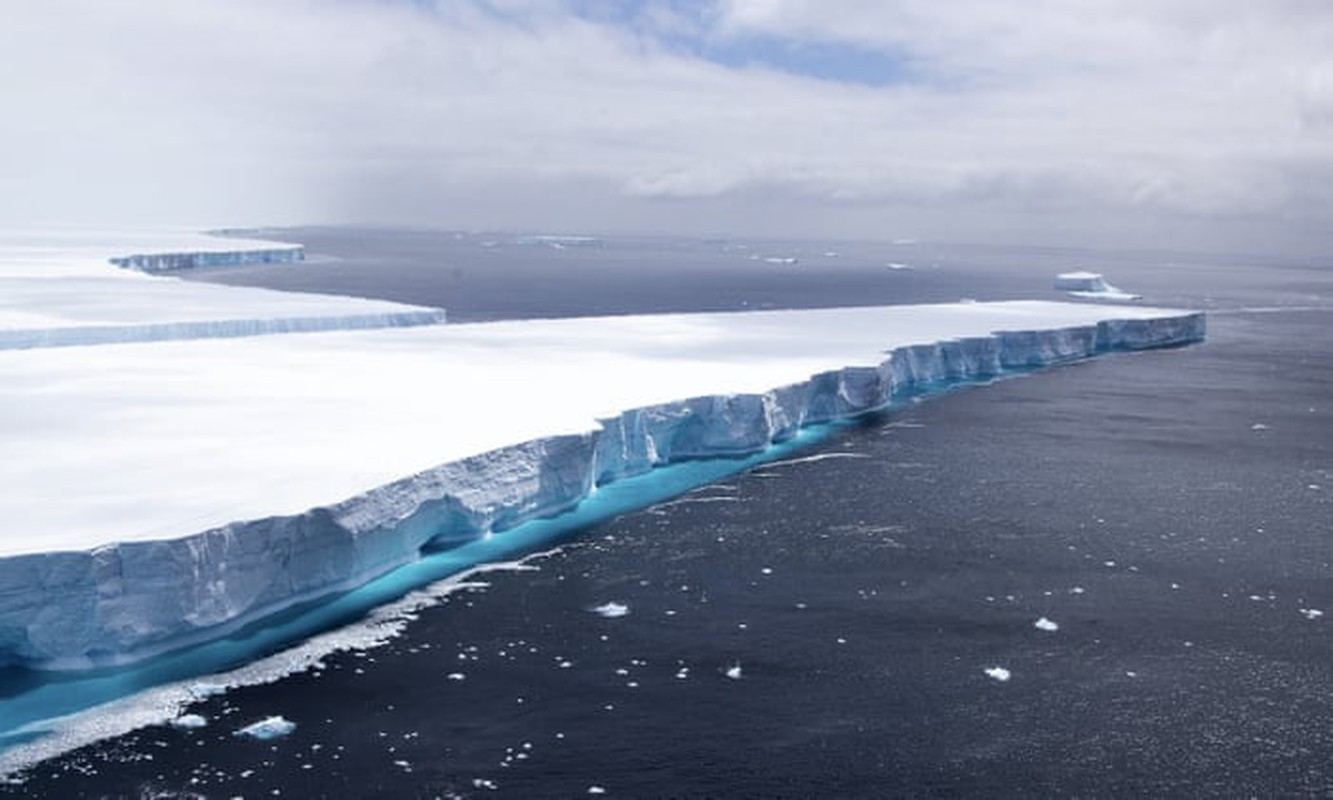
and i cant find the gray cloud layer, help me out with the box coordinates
[3,1,1330,252]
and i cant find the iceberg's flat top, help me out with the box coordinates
[0,231,438,335]
[2,298,1191,557]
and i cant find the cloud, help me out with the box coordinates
[1,0,1330,252]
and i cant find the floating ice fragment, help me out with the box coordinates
[1301,609,1324,620]
[170,714,208,730]
[1054,272,1141,301]
[1033,617,1060,632]
[984,667,1011,682]
[592,602,629,618]
[447,673,466,681]
[188,682,228,699]
[1070,587,1086,595]
[725,663,743,680]
[761,567,773,575]
[1251,423,1269,431]
[473,778,498,790]
[588,787,607,795]
[234,716,296,741]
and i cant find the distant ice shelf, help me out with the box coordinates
[109,244,304,272]
[0,238,1205,668]
[0,231,447,350]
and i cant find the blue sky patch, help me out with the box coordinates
[564,0,917,88]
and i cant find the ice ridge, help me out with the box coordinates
[0,312,1204,669]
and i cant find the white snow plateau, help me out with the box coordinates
[0,232,1205,669]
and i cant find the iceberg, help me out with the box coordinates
[0,309,1203,668]
[0,231,1205,671]
[0,231,446,350]
[233,715,296,740]
[0,230,1209,778]
[1054,271,1142,301]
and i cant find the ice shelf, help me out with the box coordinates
[0,231,447,349]
[0,234,1205,668]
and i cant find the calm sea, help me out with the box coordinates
[5,230,1332,797]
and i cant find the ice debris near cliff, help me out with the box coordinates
[0,233,1204,669]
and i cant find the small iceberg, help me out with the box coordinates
[170,713,208,730]
[592,602,630,618]
[1055,271,1141,301]
[233,715,297,741]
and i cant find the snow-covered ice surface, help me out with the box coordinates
[0,233,1203,670]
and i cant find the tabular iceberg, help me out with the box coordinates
[0,295,1203,669]
[0,232,447,351]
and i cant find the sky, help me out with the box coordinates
[2,0,1331,253]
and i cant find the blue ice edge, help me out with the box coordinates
[0,425,829,750]
[0,311,1205,764]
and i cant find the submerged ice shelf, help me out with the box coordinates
[1,291,1204,669]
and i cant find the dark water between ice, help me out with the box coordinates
[7,231,1333,797]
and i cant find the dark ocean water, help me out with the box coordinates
[5,230,1332,798]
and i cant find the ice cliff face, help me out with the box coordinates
[109,246,304,272]
[0,312,1204,669]
[0,311,450,350]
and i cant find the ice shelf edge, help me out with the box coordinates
[0,311,451,350]
[0,311,1205,669]
[108,245,305,273]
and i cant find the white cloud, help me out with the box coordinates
[0,0,1329,252]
